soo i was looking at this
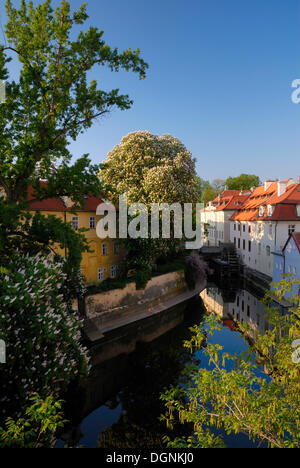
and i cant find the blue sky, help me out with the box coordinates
[1,0,300,182]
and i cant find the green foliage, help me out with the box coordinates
[201,185,219,205]
[0,393,67,448]
[0,0,148,204]
[86,277,129,295]
[225,174,260,191]
[161,279,300,448]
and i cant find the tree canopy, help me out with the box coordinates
[100,131,199,206]
[0,0,148,205]
[225,173,260,191]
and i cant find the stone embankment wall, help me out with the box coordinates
[83,271,206,342]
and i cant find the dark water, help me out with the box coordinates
[57,283,269,449]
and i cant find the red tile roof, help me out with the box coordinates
[230,182,300,222]
[204,190,251,212]
[26,185,66,211]
[26,185,104,212]
[283,232,300,254]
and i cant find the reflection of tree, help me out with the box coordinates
[98,301,204,448]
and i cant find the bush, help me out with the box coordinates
[0,393,66,448]
[0,253,89,419]
[184,253,210,290]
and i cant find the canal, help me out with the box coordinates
[57,282,269,449]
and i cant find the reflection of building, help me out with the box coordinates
[200,190,250,247]
[27,185,124,284]
[201,286,268,335]
[272,232,300,299]
[230,180,300,279]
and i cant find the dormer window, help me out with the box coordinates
[267,205,274,217]
[258,206,265,217]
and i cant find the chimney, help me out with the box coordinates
[264,180,273,192]
[277,181,287,197]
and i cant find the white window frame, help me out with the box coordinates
[72,216,79,230]
[111,265,118,278]
[89,216,96,229]
[98,268,105,281]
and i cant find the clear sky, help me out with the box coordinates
[1,0,300,182]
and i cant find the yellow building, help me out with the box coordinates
[27,187,124,285]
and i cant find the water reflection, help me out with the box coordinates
[201,281,269,335]
[58,282,269,449]
[58,298,204,448]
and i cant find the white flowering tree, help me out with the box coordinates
[100,132,199,283]
[100,131,198,206]
[0,253,89,419]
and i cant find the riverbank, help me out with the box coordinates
[82,270,206,342]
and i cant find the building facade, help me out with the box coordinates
[200,190,251,247]
[272,232,300,298]
[27,187,124,285]
[230,180,300,279]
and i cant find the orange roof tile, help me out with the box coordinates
[230,182,300,222]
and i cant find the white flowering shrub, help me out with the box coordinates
[0,253,89,419]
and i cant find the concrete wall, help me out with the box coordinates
[84,271,206,341]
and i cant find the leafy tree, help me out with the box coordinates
[225,174,260,191]
[100,131,199,281]
[161,278,300,448]
[201,185,218,205]
[0,0,148,289]
[0,393,67,448]
[0,0,148,205]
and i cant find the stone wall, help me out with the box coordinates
[84,270,206,342]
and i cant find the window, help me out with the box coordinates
[269,224,272,236]
[248,240,251,252]
[267,205,274,217]
[248,225,251,233]
[238,239,241,249]
[242,301,244,312]
[243,225,246,232]
[234,224,236,231]
[89,216,96,229]
[266,246,271,257]
[114,243,120,255]
[102,243,108,256]
[72,216,79,230]
[247,305,250,317]
[238,224,241,232]
[288,225,295,235]
[234,237,236,246]
[98,268,104,281]
[111,265,118,278]
[258,243,261,255]
[243,239,245,250]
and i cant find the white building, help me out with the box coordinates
[230,180,300,279]
[201,190,251,247]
